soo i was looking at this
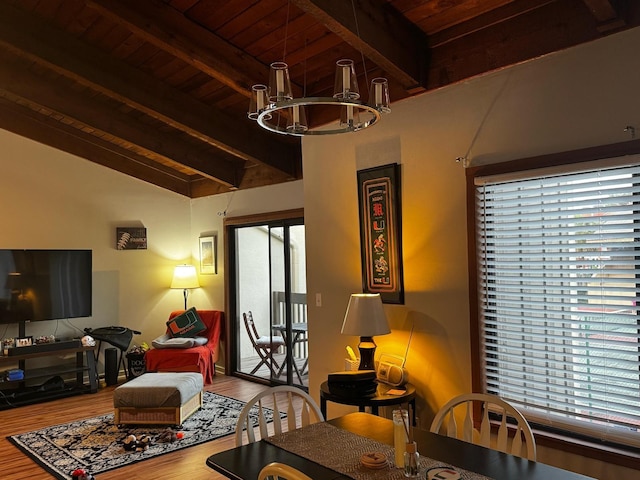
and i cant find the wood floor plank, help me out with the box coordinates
[0,375,270,480]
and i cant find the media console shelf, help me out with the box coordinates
[0,344,98,410]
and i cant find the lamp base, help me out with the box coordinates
[358,336,377,370]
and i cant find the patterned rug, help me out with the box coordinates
[8,391,275,480]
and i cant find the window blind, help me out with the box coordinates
[476,162,640,448]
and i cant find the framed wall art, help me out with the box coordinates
[199,235,217,274]
[116,227,147,250]
[357,163,404,304]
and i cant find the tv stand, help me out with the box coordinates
[0,344,98,410]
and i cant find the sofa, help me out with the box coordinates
[144,309,224,384]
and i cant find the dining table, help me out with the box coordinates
[206,411,595,480]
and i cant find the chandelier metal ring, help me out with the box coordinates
[257,97,382,136]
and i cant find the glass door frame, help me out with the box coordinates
[223,208,306,389]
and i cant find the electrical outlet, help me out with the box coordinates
[315,293,322,307]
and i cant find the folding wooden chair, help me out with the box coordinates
[243,311,285,377]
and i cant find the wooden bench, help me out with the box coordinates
[113,372,203,426]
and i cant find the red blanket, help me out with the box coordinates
[144,310,224,384]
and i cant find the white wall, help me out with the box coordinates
[0,129,197,348]
[303,27,640,479]
[0,130,304,366]
[188,180,304,308]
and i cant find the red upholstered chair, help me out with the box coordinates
[144,310,224,384]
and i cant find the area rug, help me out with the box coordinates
[8,391,277,480]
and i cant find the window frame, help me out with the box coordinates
[466,139,640,468]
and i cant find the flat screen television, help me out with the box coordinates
[0,249,92,325]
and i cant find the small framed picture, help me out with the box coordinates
[15,336,33,347]
[199,235,217,274]
[116,227,147,250]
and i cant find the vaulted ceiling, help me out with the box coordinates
[1,0,638,197]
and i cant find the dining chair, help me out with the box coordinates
[234,385,324,446]
[258,462,313,480]
[243,311,286,377]
[430,392,537,460]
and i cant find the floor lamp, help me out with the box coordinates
[171,264,200,310]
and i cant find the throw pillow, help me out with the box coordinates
[166,307,206,338]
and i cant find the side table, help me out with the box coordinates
[320,381,416,424]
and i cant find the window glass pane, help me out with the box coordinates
[476,163,640,448]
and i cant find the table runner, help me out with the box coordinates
[265,422,494,480]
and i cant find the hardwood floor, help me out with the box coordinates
[0,375,272,480]
[240,353,308,388]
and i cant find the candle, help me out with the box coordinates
[375,82,383,106]
[256,91,264,111]
[342,65,350,96]
[293,105,300,124]
[276,70,284,98]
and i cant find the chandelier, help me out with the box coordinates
[247,6,391,137]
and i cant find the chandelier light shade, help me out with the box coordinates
[248,59,390,136]
[268,62,293,101]
[171,264,200,310]
[341,293,391,370]
[248,84,270,121]
[369,77,391,114]
[341,103,361,130]
[287,104,308,134]
[333,59,360,100]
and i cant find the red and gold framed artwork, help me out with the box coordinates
[357,163,404,304]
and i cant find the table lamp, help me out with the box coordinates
[171,264,200,309]
[341,293,390,370]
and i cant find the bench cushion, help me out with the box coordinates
[113,372,203,408]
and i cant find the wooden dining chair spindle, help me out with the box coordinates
[234,385,324,446]
[430,392,537,460]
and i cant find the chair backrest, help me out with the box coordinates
[234,385,324,446]
[430,392,537,460]
[258,462,313,480]
[243,311,261,346]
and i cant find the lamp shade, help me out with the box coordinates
[341,293,390,337]
[171,265,200,289]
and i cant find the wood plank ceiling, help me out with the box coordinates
[0,0,637,197]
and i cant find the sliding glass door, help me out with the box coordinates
[227,212,308,388]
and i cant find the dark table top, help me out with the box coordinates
[272,322,308,333]
[206,412,595,480]
[320,381,416,408]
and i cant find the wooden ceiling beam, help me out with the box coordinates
[581,0,617,22]
[0,97,193,197]
[190,164,296,198]
[0,2,302,179]
[427,0,557,48]
[425,0,637,91]
[291,0,429,94]
[84,0,268,99]
[581,0,627,32]
[0,54,244,188]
